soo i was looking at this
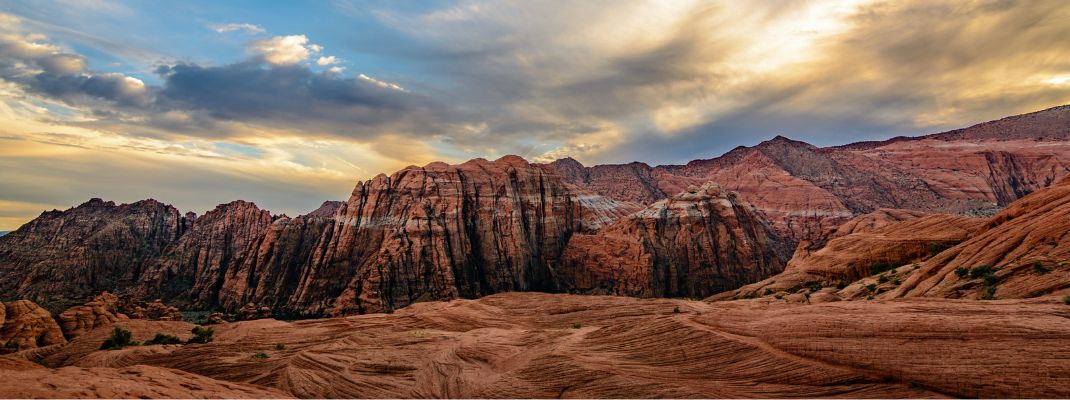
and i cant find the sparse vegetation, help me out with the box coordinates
[969,265,994,279]
[763,288,773,296]
[892,278,901,285]
[1,340,18,354]
[807,282,822,292]
[928,242,955,256]
[954,267,969,278]
[870,262,896,275]
[1063,295,1070,305]
[249,352,269,361]
[143,333,182,345]
[835,281,848,290]
[275,343,286,350]
[773,293,783,300]
[186,326,214,344]
[878,275,889,284]
[100,327,139,350]
[1032,261,1051,275]
[570,322,582,329]
[865,283,877,292]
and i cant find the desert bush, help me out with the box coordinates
[878,275,889,284]
[250,352,269,361]
[954,267,969,278]
[672,306,681,314]
[275,343,286,350]
[870,262,896,275]
[187,326,214,344]
[835,281,848,290]
[1063,295,1070,305]
[100,327,138,350]
[570,322,582,329]
[928,242,954,256]
[144,333,182,345]
[1032,261,1051,274]
[969,265,994,279]
[807,282,822,292]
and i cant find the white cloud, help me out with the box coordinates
[248,35,319,65]
[316,56,339,66]
[358,73,406,92]
[208,22,265,34]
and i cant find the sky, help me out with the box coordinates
[1,0,1069,230]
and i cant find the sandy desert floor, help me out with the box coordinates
[2,292,1069,398]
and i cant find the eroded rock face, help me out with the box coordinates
[57,292,129,340]
[0,199,188,310]
[559,183,791,298]
[896,176,1070,300]
[713,210,984,299]
[1,300,66,351]
[296,156,592,315]
[136,200,273,308]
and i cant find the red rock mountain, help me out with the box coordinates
[1,106,1069,314]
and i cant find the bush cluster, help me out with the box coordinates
[100,327,139,350]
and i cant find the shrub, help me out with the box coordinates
[763,288,773,296]
[100,327,139,350]
[835,281,848,290]
[807,282,822,292]
[892,278,902,285]
[878,275,889,284]
[865,283,877,292]
[144,333,182,345]
[672,306,681,314]
[979,285,997,300]
[969,265,994,279]
[773,293,783,299]
[954,267,969,278]
[570,322,582,329]
[250,352,269,361]
[275,343,286,350]
[1063,295,1070,305]
[870,262,896,275]
[187,326,214,344]
[1032,261,1051,275]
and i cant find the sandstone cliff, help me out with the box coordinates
[0,199,188,310]
[558,183,791,298]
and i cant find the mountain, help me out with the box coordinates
[553,105,1070,243]
[1,106,1070,314]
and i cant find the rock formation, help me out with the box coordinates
[1,299,66,351]
[895,175,1070,300]
[56,292,129,340]
[136,200,274,308]
[712,210,984,300]
[559,183,791,298]
[0,199,188,310]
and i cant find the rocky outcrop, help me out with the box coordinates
[712,210,984,300]
[136,201,274,308]
[1,300,66,351]
[120,299,184,321]
[293,156,592,315]
[558,183,791,298]
[57,292,129,340]
[0,199,188,310]
[895,176,1070,300]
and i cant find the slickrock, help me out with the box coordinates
[137,200,274,309]
[895,175,1070,300]
[714,210,983,299]
[121,299,184,321]
[559,183,791,298]
[0,363,287,398]
[15,293,1067,398]
[0,198,188,310]
[1,299,66,351]
[57,291,129,340]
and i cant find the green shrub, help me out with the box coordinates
[773,293,783,299]
[954,267,969,278]
[892,278,901,285]
[570,322,582,329]
[979,285,997,300]
[1032,261,1051,275]
[763,288,773,296]
[877,275,888,284]
[249,352,269,361]
[865,283,877,292]
[807,282,823,292]
[835,281,848,290]
[969,265,994,279]
[1063,295,1070,305]
[144,333,182,345]
[275,343,286,350]
[100,327,139,350]
[186,326,214,344]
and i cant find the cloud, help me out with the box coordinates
[248,35,320,65]
[316,55,339,65]
[207,22,266,34]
